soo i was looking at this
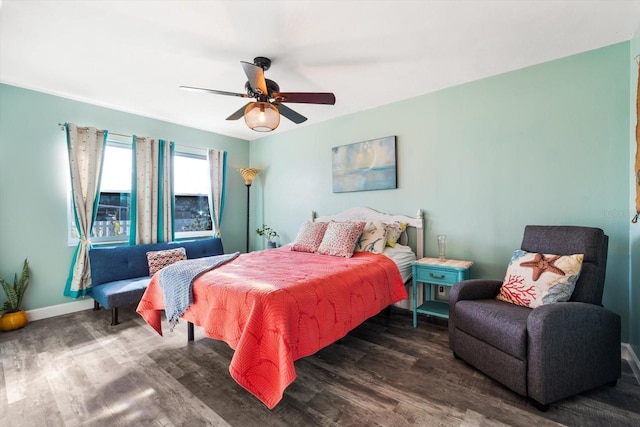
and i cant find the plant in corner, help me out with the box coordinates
[256,224,279,248]
[0,259,30,331]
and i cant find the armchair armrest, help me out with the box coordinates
[527,302,621,405]
[449,279,502,306]
[448,279,502,351]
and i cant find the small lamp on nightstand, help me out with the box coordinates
[237,168,260,253]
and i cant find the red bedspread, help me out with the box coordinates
[137,247,407,409]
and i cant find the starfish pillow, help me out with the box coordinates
[496,250,584,308]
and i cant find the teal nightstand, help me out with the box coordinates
[412,257,473,327]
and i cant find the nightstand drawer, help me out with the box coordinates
[415,268,459,285]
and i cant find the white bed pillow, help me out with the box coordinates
[317,221,366,258]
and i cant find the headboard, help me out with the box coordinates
[312,207,424,258]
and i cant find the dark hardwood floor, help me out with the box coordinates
[1,306,638,426]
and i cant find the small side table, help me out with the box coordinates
[412,257,473,327]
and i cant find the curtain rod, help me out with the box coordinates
[57,123,210,152]
[58,123,131,139]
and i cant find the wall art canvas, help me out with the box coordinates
[332,136,397,193]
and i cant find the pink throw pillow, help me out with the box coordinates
[317,221,366,258]
[291,221,329,253]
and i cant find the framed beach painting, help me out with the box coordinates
[332,136,397,193]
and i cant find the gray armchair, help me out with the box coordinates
[448,225,621,410]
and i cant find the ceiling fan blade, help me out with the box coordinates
[273,92,336,105]
[180,85,249,98]
[241,61,268,96]
[275,103,307,124]
[226,103,252,120]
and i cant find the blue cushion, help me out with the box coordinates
[88,277,151,309]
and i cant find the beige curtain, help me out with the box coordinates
[64,123,106,297]
[130,137,173,244]
[207,149,227,238]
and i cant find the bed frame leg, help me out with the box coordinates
[93,301,100,311]
[188,322,194,342]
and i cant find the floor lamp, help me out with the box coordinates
[237,168,260,253]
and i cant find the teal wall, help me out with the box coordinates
[251,42,633,341]
[630,36,640,356]
[0,42,635,344]
[0,84,249,310]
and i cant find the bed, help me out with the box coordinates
[137,207,424,409]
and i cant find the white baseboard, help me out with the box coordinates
[622,343,640,385]
[25,299,94,322]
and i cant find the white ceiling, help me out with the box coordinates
[1,1,639,141]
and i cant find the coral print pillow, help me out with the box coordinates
[496,250,584,308]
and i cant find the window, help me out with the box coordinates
[173,151,212,239]
[68,140,132,245]
[68,140,212,245]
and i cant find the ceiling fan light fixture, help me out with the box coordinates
[184,56,334,129]
[244,101,280,132]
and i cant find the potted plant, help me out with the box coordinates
[0,259,30,331]
[256,224,279,249]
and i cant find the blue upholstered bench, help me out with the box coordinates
[88,238,224,325]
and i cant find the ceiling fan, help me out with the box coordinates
[180,56,336,132]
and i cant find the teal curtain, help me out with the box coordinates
[63,123,107,297]
[129,136,174,244]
